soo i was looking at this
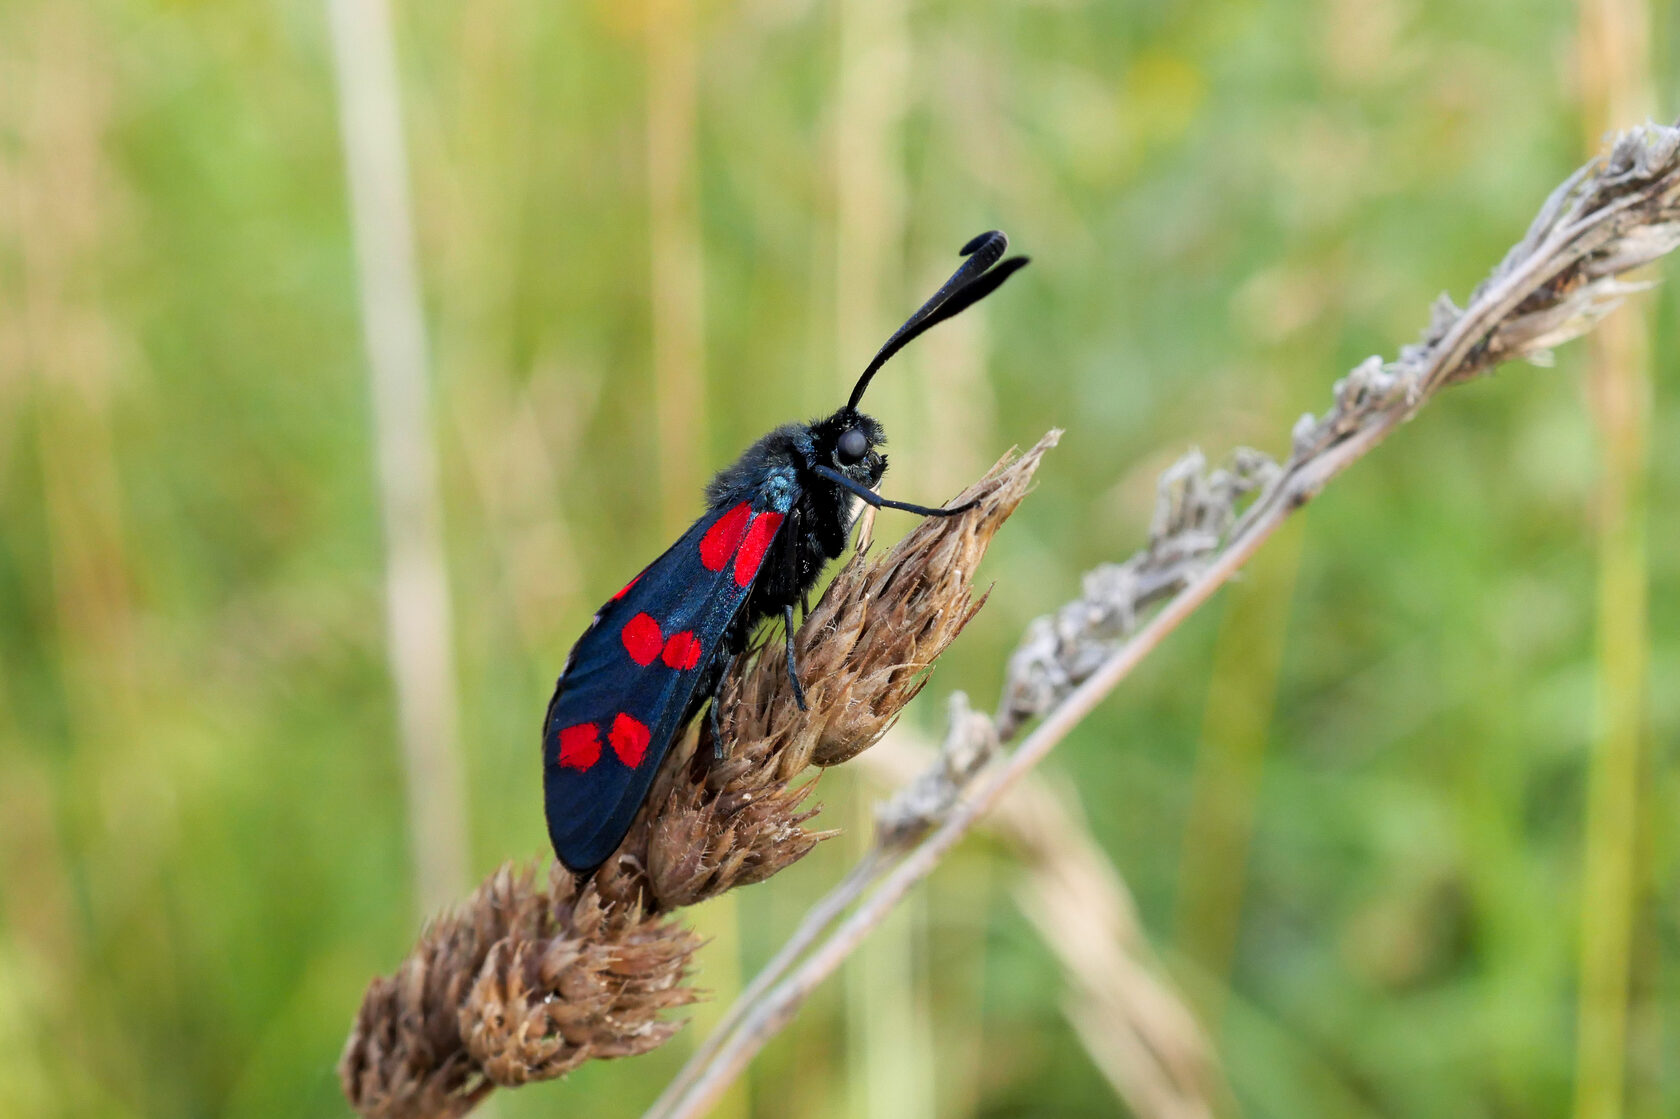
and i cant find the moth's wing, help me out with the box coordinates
[542,499,788,872]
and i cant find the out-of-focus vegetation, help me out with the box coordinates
[0,0,1675,1116]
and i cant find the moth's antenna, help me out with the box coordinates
[846,230,1030,411]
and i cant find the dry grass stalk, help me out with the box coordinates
[326,0,470,919]
[340,437,1054,1116]
[863,736,1222,1119]
[649,119,1680,1119]
[1000,776,1220,1119]
[996,447,1278,741]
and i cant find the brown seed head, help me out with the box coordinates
[339,862,700,1117]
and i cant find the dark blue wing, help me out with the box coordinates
[542,498,788,871]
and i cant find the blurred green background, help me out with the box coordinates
[1,0,1675,1116]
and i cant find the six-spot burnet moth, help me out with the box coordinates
[543,231,1029,872]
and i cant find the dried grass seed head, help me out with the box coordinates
[340,862,700,1118]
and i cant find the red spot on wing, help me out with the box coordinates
[609,713,651,768]
[556,723,601,770]
[734,512,784,587]
[700,503,752,571]
[662,630,702,670]
[621,612,664,665]
[612,572,641,601]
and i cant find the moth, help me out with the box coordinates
[543,231,1028,871]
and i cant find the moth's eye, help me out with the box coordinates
[837,428,870,465]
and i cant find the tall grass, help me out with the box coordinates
[1574,3,1655,1118]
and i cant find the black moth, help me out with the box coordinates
[543,231,1028,872]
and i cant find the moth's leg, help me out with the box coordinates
[812,463,977,517]
[781,505,812,622]
[783,505,801,605]
[708,660,731,762]
[792,507,812,619]
[783,603,808,711]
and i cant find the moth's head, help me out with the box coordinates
[810,407,886,490]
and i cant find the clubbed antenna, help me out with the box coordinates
[846,230,1030,410]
